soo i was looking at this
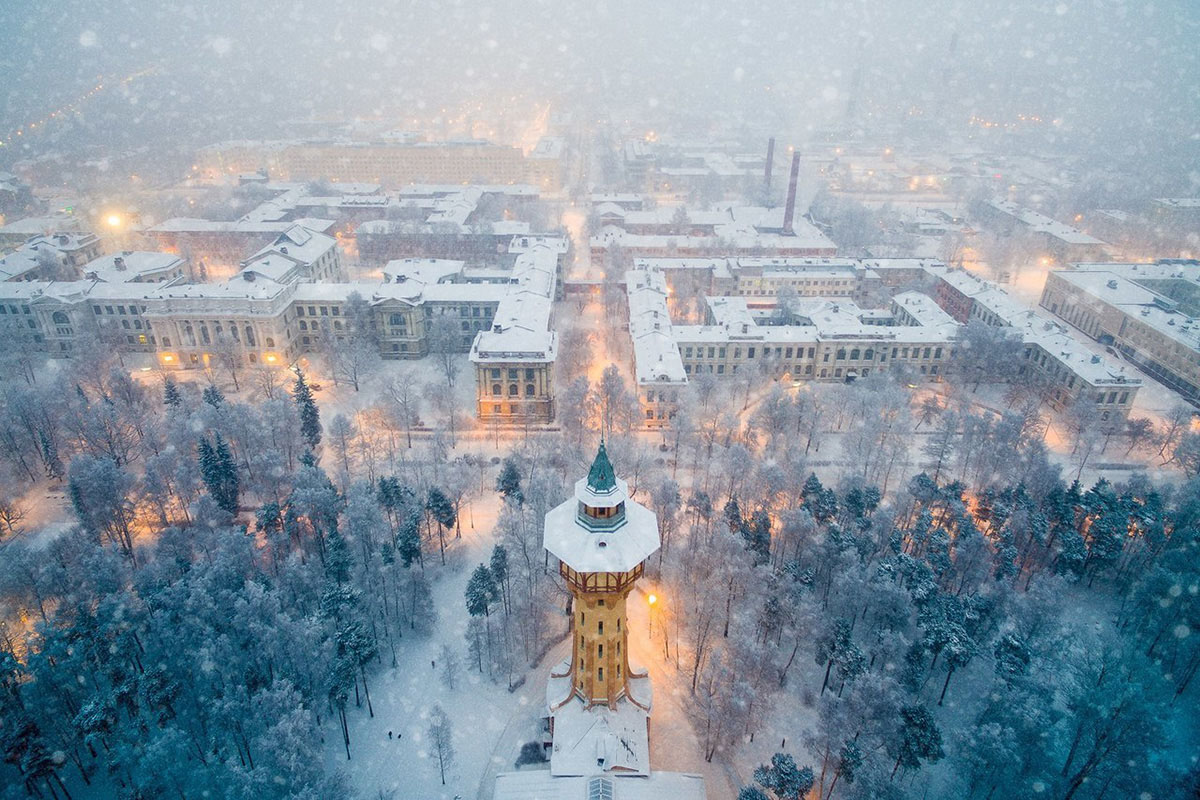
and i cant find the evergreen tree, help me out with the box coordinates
[163,377,183,409]
[889,704,944,779]
[37,429,63,481]
[496,458,524,505]
[202,384,225,408]
[490,544,510,613]
[397,515,422,568]
[750,752,815,800]
[465,564,496,618]
[292,368,322,451]
[427,487,456,565]
[198,434,239,514]
[723,495,744,533]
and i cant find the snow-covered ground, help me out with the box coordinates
[322,492,565,800]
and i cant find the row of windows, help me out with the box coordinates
[490,368,538,380]
[681,344,943,363]
[491,383,538,397]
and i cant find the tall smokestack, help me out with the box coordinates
[763,137,776,199]
[782,151,801,235]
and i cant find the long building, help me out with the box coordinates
[1039,260,1200,404]
[626,259,1143,426]
[0,237,565,424]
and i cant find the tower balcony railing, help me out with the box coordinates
[559,562,644,593]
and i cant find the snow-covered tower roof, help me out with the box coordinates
[544,442,660,574]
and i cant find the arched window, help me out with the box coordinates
[492,383,501,396]
[248,353,257,363]
[836,348,846,360]
[51,311,69,324]
[508,384,518,396]
[850,348,860,360]
[184,324,196,346]
[265,337,275,348]
[525,384,535,396]
[199,325,211,345]
[245,326,256,346]
[864,348,874,360]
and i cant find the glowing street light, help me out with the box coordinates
[106,213,122,228]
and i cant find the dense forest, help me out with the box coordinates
[0,347,1197,799]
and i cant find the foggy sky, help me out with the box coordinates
[1,0,1197,163]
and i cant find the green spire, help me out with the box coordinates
[587,440,617,493]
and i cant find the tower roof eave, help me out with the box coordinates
[543,497,661,573]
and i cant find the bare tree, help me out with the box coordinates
[427,704,455,786]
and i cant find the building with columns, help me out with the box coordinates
[492,445,705,798]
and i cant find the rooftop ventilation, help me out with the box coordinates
[1106,280,1118,289]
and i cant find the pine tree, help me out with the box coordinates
[213,433,239,513]
[397,515,422,567]
[723,495,744,533]
[38,430,63,481]
[465,564,496,618]
[292,368,322,451]
[490,544,510,613]
[427,488,456,565]
[198,434,239,514]
[163,377,183,409]
[496,458,524,505]
[750,752,815,800]
[202,384,224,408]
[889,704,944,779]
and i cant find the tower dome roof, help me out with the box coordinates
[586,440,618,494]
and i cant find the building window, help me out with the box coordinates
[526,384,535,396]
[492,384,501,396]
[508,384,518,396]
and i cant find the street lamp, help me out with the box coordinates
[106,213,122,228]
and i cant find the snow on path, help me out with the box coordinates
[323,493,556,800]
[625,587,742,800]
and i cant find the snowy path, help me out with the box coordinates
[323,494,562,800]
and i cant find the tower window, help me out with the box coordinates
[598,599,605,607]
[617,619,621,631]
[598,621,603,634]
[598,644,603,658]
[598,667,603,681]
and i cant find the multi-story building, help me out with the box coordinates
[1040,261,1200,404]
[977,199,1108,264]
[470,243,559,425]
[82,251,186,284]
[238,225,344,284]
[624,261,1142,426]
[0,214,85,252]
[934,268,1141,419]
[143,218,336,270]
[0,233,104,281]
[0,237,567,424]
[591,202,837,262]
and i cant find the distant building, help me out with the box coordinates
[977,199,1108,263]
[0,233,103,281]
[82,251,186,284]
[144,218,336,270]
[1040,261,1200,404]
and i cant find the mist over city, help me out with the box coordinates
[0,2,1198,800]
